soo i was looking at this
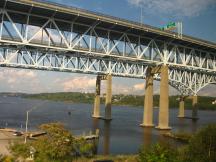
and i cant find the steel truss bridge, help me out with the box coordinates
[0,0,216,96]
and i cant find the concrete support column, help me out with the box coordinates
[178,96,185,118]
[104,75,112,120]
[92,76,101,118]
[157,65,171,130]
[192,95,198,118]
[141,67,154,127]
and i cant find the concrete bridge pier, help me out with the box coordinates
[156,65,171,130]
[192,95,198,119]
[92,75,102,118]
[140,67,154,127]
[104,75,112,120]
[178,96,185,118]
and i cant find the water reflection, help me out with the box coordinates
[177,118,197,133]
[103,121,111,155]
[92,119,111,155]
[142,127,153,147]
[92,118,99,132]
[191,120,198,132]
[157,130,171,143]
[92,118,100,154]
[178,118,186,131]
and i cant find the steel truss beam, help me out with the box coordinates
[0,47,215,96]
[0,47,148,78]
[0,9,215,74]
[158,69,216,95]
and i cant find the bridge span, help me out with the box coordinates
[0,0,216,129]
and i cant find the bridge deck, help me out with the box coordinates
[1,0,216,53]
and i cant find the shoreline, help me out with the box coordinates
[24,97,216,111]
[0,92,215,111]
[0,131,22,156]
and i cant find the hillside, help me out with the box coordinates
[24,92,216,110]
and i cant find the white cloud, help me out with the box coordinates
[133,83,144,91]
[112,84,132,94]
[60,76,136,94]
[0,69,39,92]
[61,76,96,92]
[0,68,215,96]
[198,84,216,97]
[128,0,216,17]
[0,69,37,81]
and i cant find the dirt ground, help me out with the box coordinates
[0,131,22,155]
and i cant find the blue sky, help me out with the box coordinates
[0,0,216,96]
[51,0,216,42]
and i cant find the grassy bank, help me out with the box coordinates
[25,92,216,110]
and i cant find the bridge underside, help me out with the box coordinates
[1,46,215,95]
[1,0,216,51]
[0,1,215,72]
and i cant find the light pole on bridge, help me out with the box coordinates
[140,6,144,25]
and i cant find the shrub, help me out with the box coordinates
[138,143,178,162]
[183,124,216,162]
[9,123,94,162]
[0,155,15,162]
[10,141,30,159]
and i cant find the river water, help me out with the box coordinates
[0,96,215,155]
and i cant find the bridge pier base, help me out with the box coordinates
[156,65,171,130]
[140,67,154,127]
[192,95,198,119]
[104,75,112,120]
[92,75,102,118]
[178,96,185,118]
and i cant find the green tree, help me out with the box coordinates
[33,123,75,161]
[183,124,216,162]
[10,123,94,162]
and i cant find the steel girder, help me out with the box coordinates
[0,9,215,72]
[0,8,215,95]
[155,69,216,95]
[0,47,215,95]
[0,47,148,78]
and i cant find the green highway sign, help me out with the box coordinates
[161,22,177,31]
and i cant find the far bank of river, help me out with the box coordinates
[24,92,216,110]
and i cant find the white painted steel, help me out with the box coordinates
[0,8,215,95]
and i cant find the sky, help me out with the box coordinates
[0,0,216,96]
